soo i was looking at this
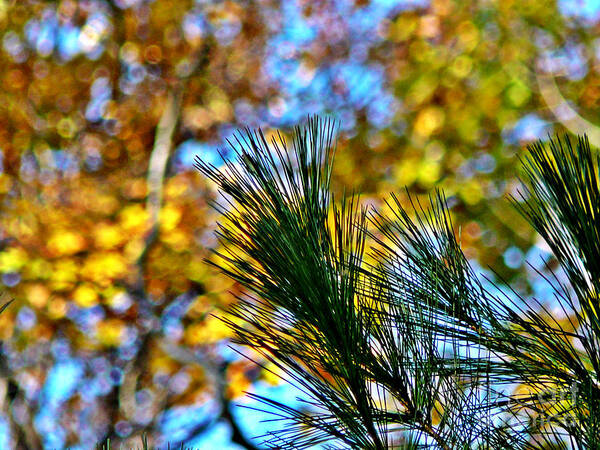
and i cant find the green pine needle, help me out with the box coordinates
[197,118,600,449]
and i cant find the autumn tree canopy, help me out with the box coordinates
[0,0,598,447]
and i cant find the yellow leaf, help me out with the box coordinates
[414,106,445,137]
[73,284,99,308]
[459,179,483,205]
[81,252,128,285]
[208,98,232,122]
[26,284,50,308]
[50,259,79,291]
[119,204,150,232]
[226,370,251,399]
[393,159,419,186]
[160,204,182,232]
[417,160,441,187]
[47,297,68,319]
[23,258,52,279]
[0,247,28,272]
[94,223,125,249]
[0,174,12,194]
[150,356,177,375]
[47,230,86,256]
[161,229,190,251]
[390,15,418,42]
[165,177,189,199]
[506,81,531,107]
[96,318,125,347]
[0,310,14,340]
[184,316,232,345]
[123,237,145,262]
[450,55,473,78]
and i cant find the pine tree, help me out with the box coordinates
[195,116,600,449]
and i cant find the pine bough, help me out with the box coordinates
[196,117,600,449]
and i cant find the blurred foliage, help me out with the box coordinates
[0,0,598,447]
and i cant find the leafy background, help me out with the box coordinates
[0,0,598,447]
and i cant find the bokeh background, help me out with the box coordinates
[0,0,598,448]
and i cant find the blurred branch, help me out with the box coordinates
[98,82,183,448]
[135,36,213,273]
[145,87,184,239]
[220,387,261,450]
[7,385,42,449]
[119,361,141,421]
[0,302,42,449]
[159,340,261,449]
[100,35,215,446]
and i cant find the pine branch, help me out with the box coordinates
[196,117,600,448]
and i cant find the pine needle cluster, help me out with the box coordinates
[195,117,600,449]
